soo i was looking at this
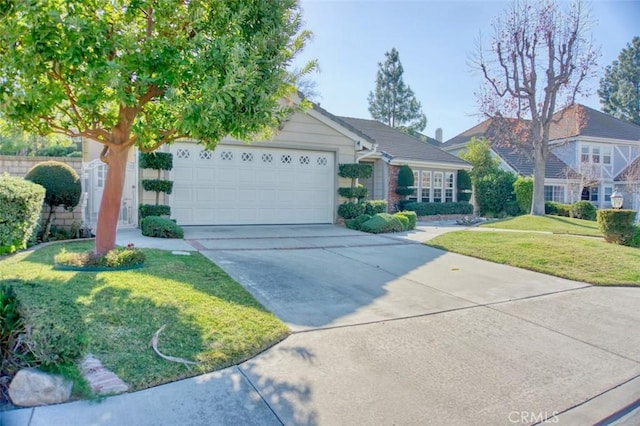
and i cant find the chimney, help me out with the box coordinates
[435,128,443,143]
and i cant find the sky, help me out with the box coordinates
[292,0,640,142]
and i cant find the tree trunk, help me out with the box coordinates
[95,145,131,255]
[531,148,546,215]
[471,182,479,216]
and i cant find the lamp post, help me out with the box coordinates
[610,189,624,209]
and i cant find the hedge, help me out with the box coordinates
[404,202,473,216]
[597,209,637,245]
[141,216,184,238]
[139,152,173,171]
[360,213,404,234]
[569,201,597,221]
[0,175,45,255]
[337,202,366,219]
[345,214,371,231]
[545,201,571,217]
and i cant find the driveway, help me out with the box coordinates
[4,224,639,425]
[189,224,640,424]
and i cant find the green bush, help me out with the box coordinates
[33,145,79,157]
[395,165,414,197]
[338,163,372,179]
[546,202,571,217]
[513,176,533,214]
[476,170,517,216]
[338,186,368,201]
[0,175,45,255]
[337,202,366,219]
[393,213,409,231]
[457,170,472,202]
[570,201,597,221]
[395,210,417,230]
[139,204,171,219]
[11,279,88,366]
[345,214,371,231]
[139,152,173,171]
[360,213,404,234]
[597,209,637,245]
[404,202,473,216]
[142,179,174,195]
[54,247,146,268]
[628,226,640,248]
[364,200,388,215]
[24,161,81,211]
[141,216,184,238]
[504,201,521,217]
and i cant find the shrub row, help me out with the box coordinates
[338,200,388,219]
[346,211,417,234]
[141,216,184,238]
[0,175,45,255]
[545,200,597,221]
[404,202,473,216]
[597,209,638,246]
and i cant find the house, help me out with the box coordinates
[441,105,640,211]
[81,98,471,228]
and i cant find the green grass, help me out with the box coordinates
[480,215,602,236]
[427,231,640,285]
[0,241,289,392]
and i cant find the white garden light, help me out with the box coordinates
[610,189,624,209]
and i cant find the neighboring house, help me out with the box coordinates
[80,97,470,228]
[441,105,640,212]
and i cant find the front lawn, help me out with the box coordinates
[480,215,602,236]
[427,231,640,286]
[1,242,288,392]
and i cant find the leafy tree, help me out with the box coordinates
[460,137,501,215]
[0,1,312,255]
[368,48,427,134]
[476,170,517,216]
[475,0,598,216]
[598,37,640,125]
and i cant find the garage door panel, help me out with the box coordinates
[170,143,334,225]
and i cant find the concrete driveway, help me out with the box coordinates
[4,224,639,425]
[189,224,640,425]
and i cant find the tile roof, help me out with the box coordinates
[492,146,581,179]
[337,117,469,166]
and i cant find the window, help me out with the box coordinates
[199,150,213,160]
[176,148,190,159]
[592,147,600,164]
[421,171,431,202]
[317,157,327,166]
[602,147,612,165]
[444,172,454,202]
[433,172,443,203]
[589,186,599,202]
[604,186,613,203]
[241,152,253,162]
[544,185,564,203]
[262,153,273,163]
[408,170,419,202]
[299,155,310,165]
[281,154,292,164]
[581,147,589,163]
[220,151,233,161]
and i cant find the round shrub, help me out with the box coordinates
[345,214,371,231]
[25,160,81,211]
[393,213,409,231]
[364,200,388,216]
[457,170,472,202]
[337,202,366,219]
[396,210,417,230]
[597,209,637,245]
[141,216,184,238]
[0,175,45,254]
[360,213,404,234]
[570,201,597,221]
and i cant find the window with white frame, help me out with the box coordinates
[544,185,564,203]
[421,171,431,202]
[408,170,419,202]
[604,186,613,204]
[433,172,443,203]
[581,144,613,177]
[444,172,454,202]
[589,186,599,202]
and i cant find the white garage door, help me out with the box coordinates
[169,143,335,225]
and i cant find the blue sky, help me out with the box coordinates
[293,0,640,141]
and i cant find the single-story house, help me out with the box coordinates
[81,96,470,228]
[440,104,640,211]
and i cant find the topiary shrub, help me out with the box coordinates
[360,213,404,234]
[142,179,174,195]
[337,185,368,202]
[393,213,409,231]
[139,152,173,171]
[139,203,171,219]
[513,176,533,214]
[345,214,371,231]
[597,209,637,245]
[395,210,417,230]
[395,165,414,197]
[570,200,597,221]
[141,216,184,238]
[0,175,45,255]
[337,202,366,220]
[24,161,81,241]
[364,200,388,215]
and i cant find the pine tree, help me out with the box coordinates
[367,48,427,134]
[598,37,640,125]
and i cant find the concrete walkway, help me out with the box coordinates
[2,223,639,425]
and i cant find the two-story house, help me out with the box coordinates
[441,105,640,212]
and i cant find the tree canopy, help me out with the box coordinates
[367,48,426,134]
[0,0,312,254]
[475,0,597,215]
[598,37,640,126]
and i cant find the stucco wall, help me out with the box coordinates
[0,155,84,228]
